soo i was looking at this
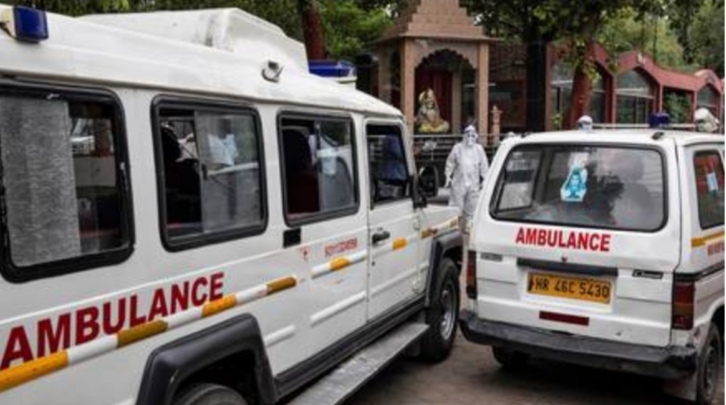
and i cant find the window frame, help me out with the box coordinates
[277,111,360,227]
[0,80,135,283]
[489,142,670,233]
[365,120,412,208]
[693,149,724,230]
[151,96,268,252]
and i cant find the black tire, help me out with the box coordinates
[492,346,530,372]
[420,258,460,362]
[174,383,248,405]
[695,322,722,405]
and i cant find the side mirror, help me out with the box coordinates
[418,165,439,198]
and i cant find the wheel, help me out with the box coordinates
[492,346,529,371]
[420,258,460,362]
[696,322,722,405]
[174,383,248,405]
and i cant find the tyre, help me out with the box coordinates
[174,383,248,405]
[492,346,529,371]
[695,322,722,405]
[420,258,460,362]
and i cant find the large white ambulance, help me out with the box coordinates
[461,129,724,404]
[0,6,463,405]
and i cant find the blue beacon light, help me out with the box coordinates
[1,6,48,43]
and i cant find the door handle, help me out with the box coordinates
[372,230,391,245]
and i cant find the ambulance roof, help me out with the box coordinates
[0,7,400,118]
[510,130,723,147]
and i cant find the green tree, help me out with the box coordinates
[598,8,695,72]
[319,0,392,60]
[664,92,692,123]
[690,0,725,76]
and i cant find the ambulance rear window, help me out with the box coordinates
[491,145,666,232]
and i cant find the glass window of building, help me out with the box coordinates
[616,69,654,124]
[697,85,720,117]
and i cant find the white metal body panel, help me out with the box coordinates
[471,131,724,350]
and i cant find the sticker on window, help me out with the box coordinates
[706,171,720,193]
[561,166,588,202]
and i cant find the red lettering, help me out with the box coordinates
[589,234,601,252]
[192,277,209,306]
[2,326,33,369]
[171,281,190,313]
[600,234,611,252]
[75,306,100,345]
[566,233,577,249]
[525,228,537,244]
[37,314,71,357]
[547,230,558,247]
[129,296,147,327]
[148,289,169,321]
[537,230,547,246]
[577,233,589,250]
[102,298,126,335]
[515,228,525,244]
[209,273,224,301]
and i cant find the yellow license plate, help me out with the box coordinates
[527,272,612,304]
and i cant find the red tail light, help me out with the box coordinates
[672,281,695,330]
[466,250,477,299]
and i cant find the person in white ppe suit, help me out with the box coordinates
[577,115,593,131]
[445,125,489,227]
[694,108,720,133]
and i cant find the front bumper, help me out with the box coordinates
[459,309,697,380]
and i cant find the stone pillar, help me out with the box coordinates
[476,43,489,145]
[451,70,462,132]
[490,105,501,146]
[400,39,416,133]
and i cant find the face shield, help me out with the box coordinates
[463,127,478,146]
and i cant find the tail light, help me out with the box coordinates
[672,281,695,330]
[466,250,477,299]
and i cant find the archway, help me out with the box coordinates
[414,49,475,133]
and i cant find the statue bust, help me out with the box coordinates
[415,88,450,134]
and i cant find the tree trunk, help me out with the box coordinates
[525,41,548,132]
[565,41,595,129]
[298,0,326,60]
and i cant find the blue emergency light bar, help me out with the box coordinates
[649,112,670,129]
[308,60,356,78]
[1,6,48,42]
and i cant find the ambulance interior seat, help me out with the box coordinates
[161,126,201,233]
[283,128,320,215]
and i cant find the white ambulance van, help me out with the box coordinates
[460,129,724,403]
[0,6,463,405]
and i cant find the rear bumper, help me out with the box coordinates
[459,309,697,379]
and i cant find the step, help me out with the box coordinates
[288,322,430,405]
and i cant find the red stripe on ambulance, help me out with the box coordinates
[515,227,612,252]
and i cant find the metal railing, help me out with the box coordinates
[413,133,502,186]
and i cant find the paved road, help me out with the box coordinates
[347,330,724,405]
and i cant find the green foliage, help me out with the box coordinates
[11,0,131,15]
[690,0,725,76]
[598,8,696,72]
[319,0,392,60]
[663,92,692,123]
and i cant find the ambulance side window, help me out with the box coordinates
[367,124,410,205]
[153,99,266,250]
[0,86,132,281]
[279,115,358,225]
[693,150,724,229]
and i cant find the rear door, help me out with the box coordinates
[365,121,421,320]
[473,141,680,347]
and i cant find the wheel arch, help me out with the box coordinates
[136,314,277,405]
[425,229,463,308]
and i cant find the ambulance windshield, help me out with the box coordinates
[491,145,665,232]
